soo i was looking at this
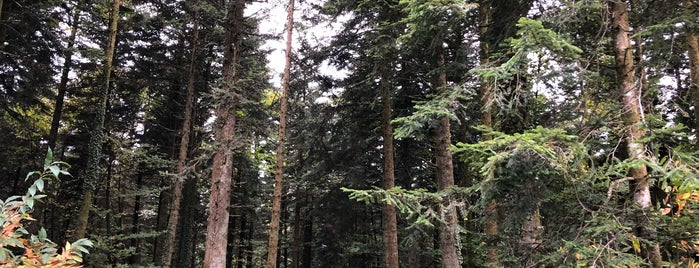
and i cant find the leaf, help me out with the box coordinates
[38,228,47,242]
[49,165,60,178]
[44,148,53,169]
[35,179,44,193]
[631,236,641,254]
[25,171,40,182]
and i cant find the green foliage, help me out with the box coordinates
[393,86,475,139]
[472,17,582,120]
[0,149,93,267]
[343,186,471,229]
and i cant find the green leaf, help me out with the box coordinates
[35,179,44,193]
[44,148,53,169]
[38,227,47,242]
[49,165,60,178]
[25,171,40,181]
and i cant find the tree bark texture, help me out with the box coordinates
[163,1,200,266]
[267,0,294,267]
[380,68,399,268]
[686,0,699,129]
[203,0,244,267]
[73,0,121,241]
[48,1,80,150]
[434,50,460,268]
[478,1,500,266]
[609,1,661,267]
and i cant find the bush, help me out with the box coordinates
[0,149,92,267]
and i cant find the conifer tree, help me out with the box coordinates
[73,0,121,241]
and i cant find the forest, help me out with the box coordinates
[0,0,698,267]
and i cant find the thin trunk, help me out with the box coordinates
[49,1,80,150]
[267,0,294,267]
[105,158,114,264]
[73,0,121,241]
[30,1,81,236]
[291,196,301,268]
[301,204,312,268]
[163,1,200,266]
[153,178,171,263]
[478,1,500,266]
[236,214,247,268]
[203,0,244,266]
[609,2,662,267]
[686,1,699,129]
[381,69,399,268]
[130,171,144,264]
[0,0,6,52]
[176,176,199,268]
[435,49,460,268]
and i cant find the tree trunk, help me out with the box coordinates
[130,171,144,264]
[176,175,199,268]
[687,1,699,129]
[291,195,301,268]
[380,67,399,268]
[49,1,80,150]
[478,1,500,266]
[434,49,460,268]
[153,178,171,263]
[163,1,200,266]
[203,0,245,266]
[301,203,312,268]
[72,0,121,241]
[609,2,662,267]
[267,1,294,267]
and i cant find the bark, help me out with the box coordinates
[48,1,80,150]
[609,1,662,267]
[434,49,460,268]
[687,1,699,129]
[203,0,245,266]
[301,204,312,268]
[267,0,294,267]
[176,176,199,268]
[130,171,144,264]
[163,1,200,266]
[380,68,399,268]
[478,1,500,266]
[291,196,301,268]
[153,179,171,263]
[72,0,121,241]
[0,0,6,52]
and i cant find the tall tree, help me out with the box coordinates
[48,1,81,150]
[686,0,699,128]
[266,0,294,266]
[380,52,399,268]
[433,47,460,268]
[163,0,200,266]
[609,1,661,266]
[73,0,121,241]
[203,0,245,266]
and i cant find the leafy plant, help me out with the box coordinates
[0,149,93,267]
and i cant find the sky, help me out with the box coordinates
[246,0,348,88]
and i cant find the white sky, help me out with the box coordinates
[246,0,348,88]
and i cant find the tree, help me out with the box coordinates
[609,1,661,266]
[686,0,699,128]
[203,0,245,266]
[73,0,122,241]
[266,0,295,267]
[163,0,201,266]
